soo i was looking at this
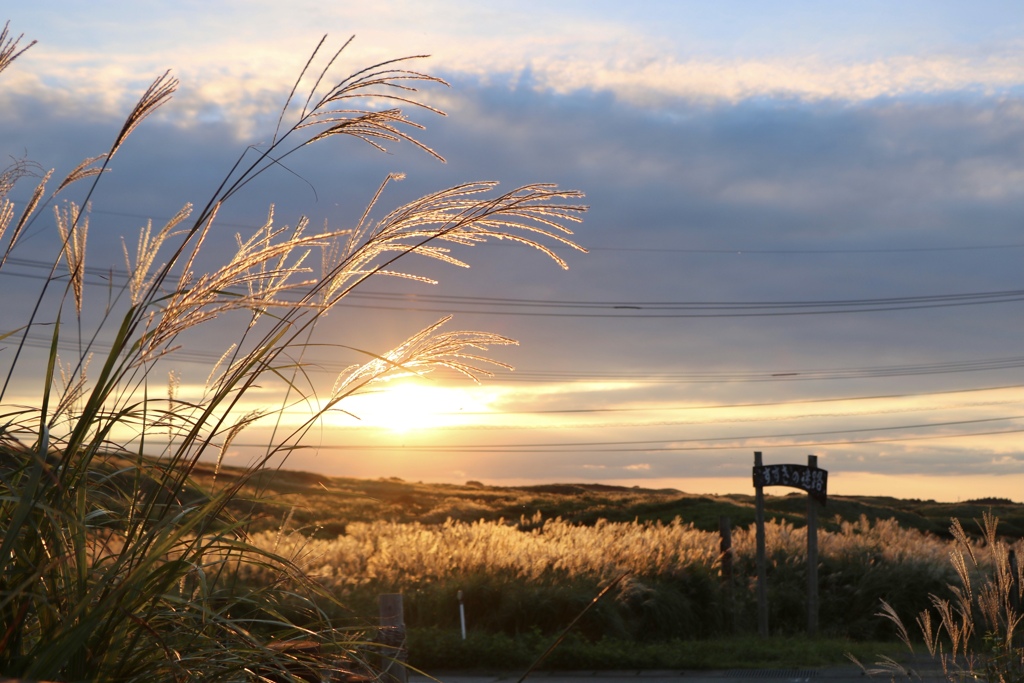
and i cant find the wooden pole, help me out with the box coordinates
[806,455,819,637]
[378,593,407,683]
[719,516,735,632]
[1010,550,1021,614]
[754,451,768,638]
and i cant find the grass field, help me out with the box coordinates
[191,461,1023,670]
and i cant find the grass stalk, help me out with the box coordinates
[0,25,585,682]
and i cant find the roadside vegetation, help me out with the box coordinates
[245,485,1008,644]
[201,462,1023,671]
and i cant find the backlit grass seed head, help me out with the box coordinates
[237,209,318,322]
[0,162,51,270]
[318,180,586,306]
[204,344,238,389]
[0,21,35,77]
[0,198,12,245]
[136,210,341,360]
[110,70,177,158]
[53,200,89,315]
[51,354,90,426]
[334,316,517,397]
[55,154,109,195]
[213,408,266,486]
[122,203,192,305]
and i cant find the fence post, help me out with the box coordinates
[1010,549,1021,614]
[807,454,819,637]
[719,516,735,632]
[378,593,407,683]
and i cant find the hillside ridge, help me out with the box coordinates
[194,461,1024,539]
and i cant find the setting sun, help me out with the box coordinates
[338,381,498,433]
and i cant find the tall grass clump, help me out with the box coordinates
[0,22,585,682]
[858,513,1024,682]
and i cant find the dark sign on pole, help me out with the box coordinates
[752,452,828,638]
[752,462,828,505]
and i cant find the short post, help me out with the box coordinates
[754,451,768,638]
[807,455,819,637]
[719,516,735,632]
[458,589,467,640]
[1010,550,1021,614]
[378,593,407,683]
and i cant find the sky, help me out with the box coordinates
[1,2,1022,501]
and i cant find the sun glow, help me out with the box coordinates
[339,381,498,433]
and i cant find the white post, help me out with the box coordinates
[458,589,467,640]
[378,593,407,683]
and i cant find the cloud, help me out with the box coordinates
[477,53,1024,107]
[6,3,1024,136]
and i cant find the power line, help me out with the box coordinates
[501,358,1024,382]
[10,199,1024,255]
[315,414,1024,450]
[234,416,1024,453]
[138,426,1024,457]
[337,288,1024,309]
[316,400,1021,434]
[424,427,1024,453]
[12,330,1024,384]
[583,244,1024,254]
[4,256,128,279]
[4,253,1022,317]
[331,291,1024,318]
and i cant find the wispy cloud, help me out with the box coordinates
[11,51,1024,128]
[5,3,1024,135]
